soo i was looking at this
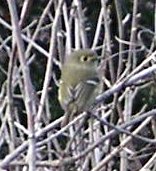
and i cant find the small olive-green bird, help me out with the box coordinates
[58,49,100,127]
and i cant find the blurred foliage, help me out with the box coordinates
[134,82,156,112]
[0,1,156,170]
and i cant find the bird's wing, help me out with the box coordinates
[60,77,100,127]
[73,77,100,110]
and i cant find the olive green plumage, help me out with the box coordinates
[58,49,100,127]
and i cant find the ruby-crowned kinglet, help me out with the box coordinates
[58,49,101,127]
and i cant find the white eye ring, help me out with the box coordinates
[80,55,88,62]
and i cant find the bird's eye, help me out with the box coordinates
[80,55,88,62]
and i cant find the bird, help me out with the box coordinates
[58,49,101,127]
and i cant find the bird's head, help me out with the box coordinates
[66,49,98,68]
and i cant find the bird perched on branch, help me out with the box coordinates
[58,49,101,127]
